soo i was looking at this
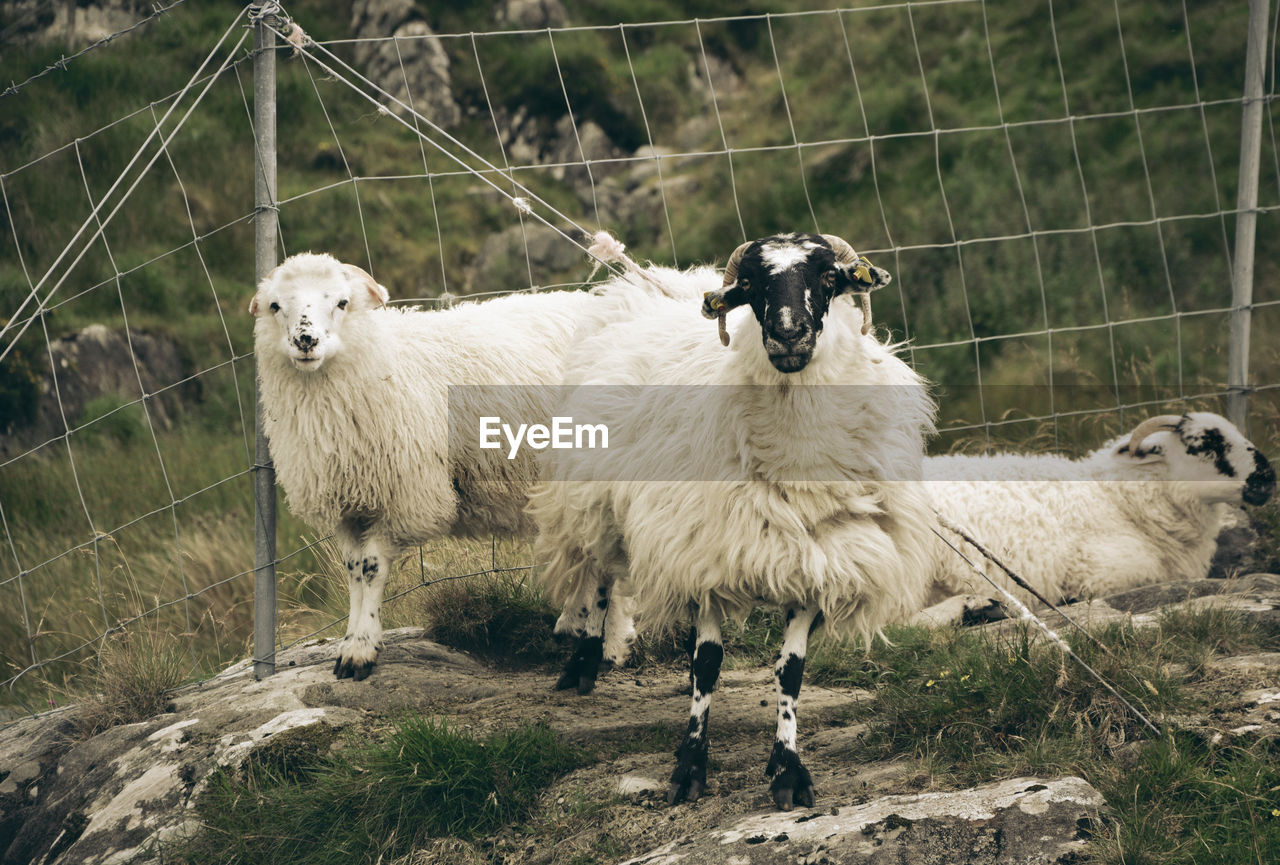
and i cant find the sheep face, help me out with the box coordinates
[1119,412,1275,506]
[703,233,890,373]
[249,252,388,372]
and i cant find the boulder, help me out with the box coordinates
[0,630,480,865]
[350,0,460,129]
[463,223,588,294]
[0,1,149,48]
[0,324,193,460]
[495,0,568,29]
[619,776,1103,865]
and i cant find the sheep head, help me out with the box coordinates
[1117,411,1275,506]
[249,252,389,372]
[701,233,890,372]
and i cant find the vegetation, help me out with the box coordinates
[165,716,581,865]
[804,609,1280,864]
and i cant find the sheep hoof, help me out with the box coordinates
[667,738,709,805]
[666,778,704,805]
[333,655,376,681]
[770,777,816,812]
[766,745,815,811]
[554,636,604,694]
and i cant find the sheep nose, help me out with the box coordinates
[771,319,810,344]
[294,331,317,351]
[1244,451,1275,506]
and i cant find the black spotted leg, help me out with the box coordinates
[555,582,612,695]
[668,608,723,805]
[766,604,820,810]
[333,517,397,681]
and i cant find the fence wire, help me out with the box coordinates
[0,0,1276,722]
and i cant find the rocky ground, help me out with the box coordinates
[3,574,1280,865]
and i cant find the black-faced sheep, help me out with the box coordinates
[918,411,1275,625]
[530,233,936,810]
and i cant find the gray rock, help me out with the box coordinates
[1208,506,1261,579]
[0,324,193,460]
[464,223,589,294]
[0,629,468,865]
[1103,573,1280,615]
[495,0,568,29]
[350,0,460,129]
[0,1,148,47]
[619,776,1103,865]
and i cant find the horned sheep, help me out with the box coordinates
[919,412,1275,624]
[250,251,617,680]
[530,233,937,810]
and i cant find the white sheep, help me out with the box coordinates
[250,251,618,680]
[530,233,937,810]
[918,411,1275,625]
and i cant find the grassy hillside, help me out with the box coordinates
[0,0,1277,712]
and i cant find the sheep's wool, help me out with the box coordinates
[922,412,1272,605]
[254,259,610,545]
[531,266,937,641]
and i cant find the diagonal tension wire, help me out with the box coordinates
[933,508,1114,657]
[931,516,1160,737]
[260,8,630,284]
[0,7,251,364]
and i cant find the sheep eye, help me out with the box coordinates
[739,277,751,290]
[269,301,281,313]
[820,271,836,289]
[337,299,349,310]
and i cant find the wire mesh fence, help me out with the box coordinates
[0,0,1276,721]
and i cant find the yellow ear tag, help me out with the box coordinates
[853,264,873,287]
[704,292,727,312]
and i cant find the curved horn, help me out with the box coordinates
[721,240,754,288]
[1126,414,1183,455]
[821,234,859,264]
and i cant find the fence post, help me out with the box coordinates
[252,10,278,679]
[1228,0,1270,433]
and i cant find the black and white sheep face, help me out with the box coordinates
[703,233,890,374]
[249,253,389,372]
[1120,411,1275,506]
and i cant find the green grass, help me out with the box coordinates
[799,608,1280,864]
[62,624,190,738]
[418,566,560,665]
[1097,732,1280,865]
[164,716,581,865]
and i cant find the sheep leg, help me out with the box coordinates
[333,527,366,680]
[667,610,723,805]
[766,604,820,811]
[601,590,636,668]
[334,536,394,681]
[554,582,612,695]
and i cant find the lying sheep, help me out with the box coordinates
[531,233,936,810]
[920,412,1275,623]
[250,252,617,680]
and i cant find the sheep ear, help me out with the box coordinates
[701,284,749,319]
[840,258,892,294]
[345,264,389,307]
[701,284,749,347]
[248,293,260,316]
